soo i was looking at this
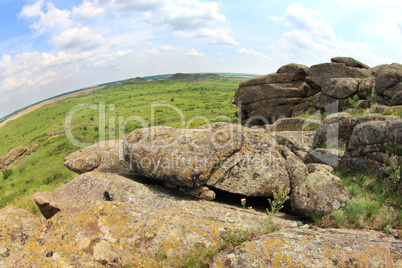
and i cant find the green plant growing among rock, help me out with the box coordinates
[241,198,246,209]
[331,210,347,228]
[267,187,290,214]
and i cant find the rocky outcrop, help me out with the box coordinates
[234,57,401,124]
[213,228,402,267]
[0,207,42,267]
[233,63,309,124]
[0,146,29,170]
[343,119,402,177]
[64,140,132,174]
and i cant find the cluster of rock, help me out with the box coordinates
[234,57,402,124]
[303,112,402,179]
[64,123,349,219]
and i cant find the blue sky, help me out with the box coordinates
[1,0,402,118]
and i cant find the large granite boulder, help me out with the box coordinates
[331,56,370,69]
[322,78,359,99]
[313,112,353,149]
[291,171,349,218]
[306,62,370,90]
[123,123,307,197]
[213,228,402,267]
[313,91,353,111]
[0,207,42,267]
[64,140,132,174]
[372,63,402,106]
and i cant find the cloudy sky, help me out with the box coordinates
[1,0,402,118]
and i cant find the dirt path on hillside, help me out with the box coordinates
[0,86,106,128]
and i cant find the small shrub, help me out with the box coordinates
[264,214,279,234]
[345,200,366,226]
[2,169,13,180]
[221,229,246,248]
[347,184,362,198]
[267,187,290,214]
[364,200,380,220]
[311,212,322,225]
[331,210,347,228]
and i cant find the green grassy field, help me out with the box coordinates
[0,76,244,214]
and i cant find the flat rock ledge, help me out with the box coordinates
[213,228,402,268]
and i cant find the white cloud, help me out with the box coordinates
[143,1,226,31]
[175,28,238,46]
[54,27,106,51]
[19,0,72,31]
[237,48,272,62]
[0,51,91,92]
[186,48,206,57]
[335,0,402,49]
[268,2,393,65]
[72,0,107,19]
[112,0,165,12]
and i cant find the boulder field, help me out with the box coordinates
[1,57,401,267]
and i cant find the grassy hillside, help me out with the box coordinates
[0,76,243,215]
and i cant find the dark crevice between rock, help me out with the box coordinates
[209,186,300,221]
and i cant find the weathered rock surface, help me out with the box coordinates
[0,146,29,169]
[306,62,370,90]
[0,207,42,267]
[271,117,320,132]
[331,56,370,69]
[234,64,309,124]
[64,140,132,174]
[313,91,352,111]
[124,123,307,197]
[33,172,296,230]
[343,119,402,177]
[123,123,244,188]
[322,78,359,99]
[213,228,402,268]
[304,148,345,169]
[18,201,249,267]
[271,131,315,160]
[313,112,353,149]
[306,163,334,174]
[372,63,402,106]
[291,171,349,218]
